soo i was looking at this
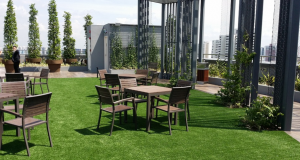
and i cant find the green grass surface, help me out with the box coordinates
[1,78,300,159]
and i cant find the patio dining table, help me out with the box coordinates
[124,85,171,131]
[0,93,20,136]
[118,74,147,79]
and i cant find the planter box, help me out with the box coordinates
[257,84,274,96]
[109,69,135,74]
[208,77,224,86]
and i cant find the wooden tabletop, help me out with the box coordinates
[118,74,146,79]
[124,85,171,96]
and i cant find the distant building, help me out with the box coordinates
[202,41,210,59]
[220,0,230,35]
[264,44,276,62]
[211,40,220,58]
[261,47,265,56]
[42,47,48,55]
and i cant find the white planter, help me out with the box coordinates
[257,84,274,96]
[109,69,135,74]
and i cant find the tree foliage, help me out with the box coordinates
[83,14,93,57]
[47,0,61,60]
[28,4,42,58]
[3,0,18,60]
[63,11,76,59]
[110,28,124,69]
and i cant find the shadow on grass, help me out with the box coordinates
[0,140,35,156]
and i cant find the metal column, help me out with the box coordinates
[175,0,182,78]
[273,0,300,131]
[250,0,264,104]
[198,0,205,62]
[137,0,142,68]
[227,0,236,74]
[161,3,165,78]
[192,0,200,84]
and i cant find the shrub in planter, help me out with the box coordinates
[242,96,283,131]
[295,77,300,91]
[47,0,62,72]
[27,4,42,63]
[63,11,77,64]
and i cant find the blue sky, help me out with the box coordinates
[0,0,274,50]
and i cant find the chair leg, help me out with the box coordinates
[185,110,189,132]
[110,112,115,136]
[156,109,158,119]
[124,111,127,123]
[97,109,102,130]
[187,102,190,121]
[133,104,137,130]
[46,122,53,147]
[27,128,31,141]
[46,83,50,92]
[119,112,122,124]
[40,83,43,94]
[167,113,172,135]
[22,128,30,156]
[0,112,3,150]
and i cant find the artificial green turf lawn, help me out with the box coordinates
[1,77,300,159]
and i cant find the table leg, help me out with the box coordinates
[146,93,151,132]
[14,98,20,137]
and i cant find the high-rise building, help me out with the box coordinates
[42,47,48,55]
[211,40,220,58]
[220,0,230,35]
[202,41,211,59]
[264,44,276,62]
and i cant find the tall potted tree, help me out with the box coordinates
[2,0,18,73]
[27,4,42,64]
[63,11,76,64]
[83,14,93,64]
[46,0,62,72]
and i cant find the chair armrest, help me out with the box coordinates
[0,109,22,117]
[153,96,169,104]
[114,97,135,104]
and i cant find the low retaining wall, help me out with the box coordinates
[0,66,88,72]
[109,69,135,74]
[208,76,300,103]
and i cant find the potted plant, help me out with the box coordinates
[63,11,77,64]
[2,0,18,73]
[27,4,42,64]
[46,0,62,72]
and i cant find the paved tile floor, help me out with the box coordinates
[1,68,299,142]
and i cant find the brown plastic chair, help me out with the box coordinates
[5,73,31,95]
[0,81,29,111]
[156,80,192,120]
[147,62,158,79]
[138,72,159,86]
[152,87,191,135]
[95,86,137,136]
[0,92,53,156]
[119,78,147,108]
[98,69,107,86]
[104,74,120,95]
[31,69,50,95]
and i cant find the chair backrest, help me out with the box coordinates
[150,73,159,84]
[40,69,50,78]
[105,74,120,87]
[0,81,27,98]
[98,69,107,80]
[169,87,191,105]
[148,62,158,71]
[5,73,24,82]
[136,69,148,76]
[176,80,192,87]
[120,78,137,92]
[22,92,52,118]
[95,85,114,105]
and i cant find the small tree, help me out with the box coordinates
[83,14,93,57]
[47,0,61,60]
[63,11,76,59]
[28,4,42,59]
[3,0,18,60]
[216,33,256,107]
[110,30,124,69]
[126,33,137,69]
